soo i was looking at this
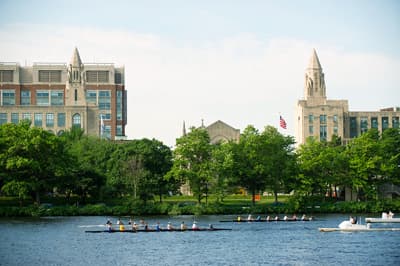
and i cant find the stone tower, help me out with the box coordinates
[66,47,85,106]
[304,49,326,103]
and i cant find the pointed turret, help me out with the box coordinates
[308,48,322,70]
[70,47,82,67]
[182,121,187,136]
[304,49,326,101]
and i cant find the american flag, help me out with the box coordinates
[280,115,287,129]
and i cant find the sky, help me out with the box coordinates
[1,0,399,147]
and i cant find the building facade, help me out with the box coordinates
[296,49,399,146]
[0,48,127,140]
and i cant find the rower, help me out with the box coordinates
[192,221,199,230]
[209,224,214,230]
[180,221,187,231]
[167,222,173,231]
[247,214,253,221]
[118,220,125,231]
[132,222,138,232]
[156,222,161,231]
[237,216,241,222]
[106,220,112,232]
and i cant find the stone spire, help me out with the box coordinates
[182,121,187,136]
[304,49,326,101]
[70,47,82,67]
[308,48,322,70]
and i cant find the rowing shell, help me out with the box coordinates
[365,218,400,223]
[219,219,313,223]
[85,228,232,233]
[319,227,400,232]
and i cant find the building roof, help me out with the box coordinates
[308,48,322,69]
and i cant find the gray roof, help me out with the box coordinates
[308,48,322,69]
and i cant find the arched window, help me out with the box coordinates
[72,113,81,128]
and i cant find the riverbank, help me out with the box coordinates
[1,198,399,217]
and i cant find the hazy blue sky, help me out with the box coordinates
[1,0,399,146]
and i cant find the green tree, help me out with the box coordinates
[231,125,267,205]
[261,126,297,203]
[345,129,382,200]
[168,127,212,203]
[0,121,67,204]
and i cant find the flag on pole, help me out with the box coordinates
[280,115,287,129]
[100,115,105,136]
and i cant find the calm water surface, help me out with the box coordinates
[0,214,399,266]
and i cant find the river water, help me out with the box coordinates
[0,214,399,266]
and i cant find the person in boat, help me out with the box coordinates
[167,222,173,231]
[292,214,297,221]
[256,215,261,221]
[247,214,253,221]
[237,216,241,222]
[118,219,125,231]
[155,222,161,231]
[180,221,187,231]
[274,216,279,221]
[106,220,112,232]
[283,215,288,221]
[209,224,214,230]
[266,215,271,221]
[388,211,394,219]
[350,216,357,224]
[301,214,307,221]
[132,222,138,232]
[192,221,199,230]
[144,222,149,231]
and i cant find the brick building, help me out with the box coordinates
[0,48,127,140]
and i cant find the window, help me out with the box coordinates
[102,113,111,120]
[57,113,65,127]
[382,117,389,131]
[39,70,61,82]
[117,90,123,120]
[46,113,54,127]
[22,113,31,121]
[103,125,111,139]
[320,125,327,141]
[308,114,314,123]
[21,91,31,105]
[34,113,42,127]
[333,115,338,123]
[393,117,399,129]
[36,90,50,106]
[86,71,109,83]
[371,117,378,129]
[98,90,111,110]
[86,90,97,103]
[333,126,338,135]
[350,117,358,138]
[115,72,122,84]
[74,89,77,101]
[72,113,81,128]
[2,90,15,105]
[0,113,7,125]
[360,117,368,134]
[116,125,123,136]
[11,113,19,124]
[0,70,13,82]
[320,115,327,124]
[309,125,314,135]
[51,91,64,105]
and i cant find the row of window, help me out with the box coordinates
[309,125,338,141]
[1,89,116,112]
[0,112,122,138]
[0,112,68,127]
[350,116,399,138]
[309,114,338,124]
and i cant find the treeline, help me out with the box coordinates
[0,121,399,210]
